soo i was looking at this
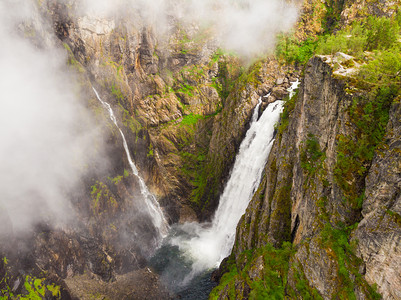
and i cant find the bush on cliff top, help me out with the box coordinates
[276,14,400,65]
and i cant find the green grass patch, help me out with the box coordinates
[179,113,204,126]
[147,143,154,158]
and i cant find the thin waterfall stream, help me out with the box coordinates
[92,87,169,244]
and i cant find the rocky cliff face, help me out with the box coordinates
[213,54,401,299]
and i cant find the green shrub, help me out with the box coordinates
[358,50,401,84]
[315,15,400,57]
[111,83,124,102]
[315,33,348,55]
[180,113,204,126]
[365,16,400,51]
[275,34,317,65]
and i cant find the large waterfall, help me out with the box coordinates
[92,88,169,241]
[159,98,285,287]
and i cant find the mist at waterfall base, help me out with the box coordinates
[0,2,103,236]
[149,99,285,297]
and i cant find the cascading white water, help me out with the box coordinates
[92,87,169,239]
[169,98,285,283]
[288,79,300,98]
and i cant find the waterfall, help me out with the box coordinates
[166,98,285,284]
[92,87,169,240]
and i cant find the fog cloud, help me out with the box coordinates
[79,0,299,58]
[0,0,101,235]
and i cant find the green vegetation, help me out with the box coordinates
[177,82,195,97]
[211,48,225,64]
[235,61,261,91]
[210,242,294,300]
[386,210,401,226]
[365,16,400,51]
[359,50,401,85]
[178,32,192,54]
[90,181,118,215]
[147,143,154,158]
[111,83,125,102]
[119,104,142,136]
[316,16,400,57]
[208,50,244,100]
[180,113,205,127]
[276,14,401,65]
[63,43,85,73]
[321,0,345,33]
[275,35,317,65]
[287,262,323,300]
[1,258,61,299]
[108,174,124,185]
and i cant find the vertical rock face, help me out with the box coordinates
[353,101,401,299]
[217,55,401,299]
